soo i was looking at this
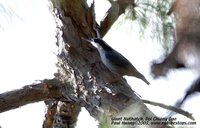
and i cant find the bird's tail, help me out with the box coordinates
[140,76,150,85]
[133,71,150,85]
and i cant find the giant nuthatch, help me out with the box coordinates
[84,38,150,85]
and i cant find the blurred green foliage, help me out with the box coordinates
[121,0,175,50]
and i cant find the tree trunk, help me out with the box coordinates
[50,0,166,127]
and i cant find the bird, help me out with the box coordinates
[83,38,150,85]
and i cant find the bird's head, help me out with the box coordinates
[83,38,113,51]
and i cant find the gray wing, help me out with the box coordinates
[105,51,150,85]
[105,51,132,67]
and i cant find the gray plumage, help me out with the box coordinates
[85,38,150,85]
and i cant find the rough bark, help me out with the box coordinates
[43,100,58,128]
[51,0,166,128]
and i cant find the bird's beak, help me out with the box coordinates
[81,38,92,43]
[81,38,98,48]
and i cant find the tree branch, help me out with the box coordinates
[0,79,64,113]
[43,100,58,128]
[143,99,195,120]
[100,0,136,37]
